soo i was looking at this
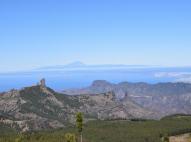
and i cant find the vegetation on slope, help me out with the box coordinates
[20,86,64,121]
[0,124,16,136]
[1,115,191,142]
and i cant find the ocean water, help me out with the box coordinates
[0,68,177,92]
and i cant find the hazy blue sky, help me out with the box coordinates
[0,0,191,72]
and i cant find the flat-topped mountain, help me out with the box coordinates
[64,80,191,96]
[64,80,191,117]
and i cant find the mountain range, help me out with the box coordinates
[64,80,191,116]
[1,79,191,132]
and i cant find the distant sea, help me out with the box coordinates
[1,66,191,92]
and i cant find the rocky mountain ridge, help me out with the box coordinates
[64,80,191,117]
[1,80,191,132]
[0,80,154,132]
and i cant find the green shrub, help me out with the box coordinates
[65,133,76,142]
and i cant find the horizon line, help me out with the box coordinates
[1,62,191,74]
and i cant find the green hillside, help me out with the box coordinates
[1,115,191,142]
[0,124,16,136]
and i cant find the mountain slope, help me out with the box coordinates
[2,79,191,132]
[64,80,191,117]
[0,80,152,131]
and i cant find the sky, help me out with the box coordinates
[0,0,191,72]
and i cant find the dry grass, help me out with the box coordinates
[170,134,191,142]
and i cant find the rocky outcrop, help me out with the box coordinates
[0,80,153,131]
[2,80,191,132]
[64,80,191,118]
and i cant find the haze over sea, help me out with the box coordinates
[1,62,191,92]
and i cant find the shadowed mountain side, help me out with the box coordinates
[63,80,191,117]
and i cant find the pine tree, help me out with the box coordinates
[76,112,83,142]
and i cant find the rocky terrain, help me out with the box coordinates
[0,79,154,132]
[1,79,191,132]
[64,80,191,117]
